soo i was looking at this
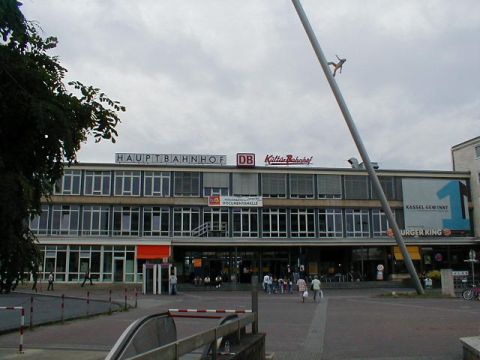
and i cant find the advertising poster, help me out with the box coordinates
[402,179,470,232]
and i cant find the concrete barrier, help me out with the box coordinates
[460,336,480,360]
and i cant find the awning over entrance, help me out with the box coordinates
[137,245,171,260]
[393,246,421,261]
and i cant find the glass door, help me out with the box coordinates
[114,258,124,282]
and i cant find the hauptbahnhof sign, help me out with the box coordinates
[115,153,227,166]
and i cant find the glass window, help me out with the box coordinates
[372,209,392,237]
[203,173,229,196]
[262,208,287,237]
[345,209,370,237]
[143,207,170,236]
[126,251,135,282]
[232,173,258,195]
[174,172,200,197]
[29,204,49,235]
[318,208,343,238]
[233,208,258,237]
[344,175,369,200]
[394,178,403,200]
[51,205,80,235]
[290,209,315,237]
[113,206,140,236]
[84,171,111,195]
[371,176,395,200]
[56,251,67,273]
[91,251,101,274]
[82,206,110,236]
[68,249,79,281]
[103,252,112,272]
[475,145,480,158]
[203,208,229,236]
[114,171,141,196]
[317,175,342,199]
[144,171,170,197]
[290,174,314,198]
[54,170,81,195]
[262,173,286,198]
[173,207,200,236]
[204,187,229,196]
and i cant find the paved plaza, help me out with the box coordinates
[0,286,479,359]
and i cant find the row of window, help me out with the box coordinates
[55,170,402,200]
[31,205,403,238]
[41,245,136,282]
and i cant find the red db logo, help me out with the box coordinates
[236,153,255,167]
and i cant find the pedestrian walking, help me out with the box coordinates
[278,278,284,294]
[81,269,93,287]
[47,272,54,291]
[311,275,322,302]
[297,277,307,303]
[169,272,177,295]
[263,274,269,293]
[31,271,38,293]
[267,274,273,294]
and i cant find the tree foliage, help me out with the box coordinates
[0,1,125,292]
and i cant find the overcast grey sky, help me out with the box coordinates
[22,1,480,170]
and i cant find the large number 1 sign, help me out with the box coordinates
[437,180,470,230]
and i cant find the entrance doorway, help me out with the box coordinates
[114,259,124,282]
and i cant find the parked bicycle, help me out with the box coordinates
[462,283,480,300]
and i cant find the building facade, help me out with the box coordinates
[31,153,478,284]
[452,136,480,238]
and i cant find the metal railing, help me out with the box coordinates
[106,312,176,360]
[127,313,255,360]
[191,222,229,237]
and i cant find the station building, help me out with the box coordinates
[30,151,478,285]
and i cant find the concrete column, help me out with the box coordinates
[441,269,455,297]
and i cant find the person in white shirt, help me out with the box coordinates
[311,275,322,302]
[267,274,273,295]
[169,273,177,295]
[263,274,269,293]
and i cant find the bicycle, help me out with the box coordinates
[462,284,480,300]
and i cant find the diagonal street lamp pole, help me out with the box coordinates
[291,0,424,294]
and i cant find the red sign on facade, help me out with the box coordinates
[208,196,221,206]
[236,153,255,167]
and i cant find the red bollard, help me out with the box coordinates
[19,308,24,354]
[61,294,65,324]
